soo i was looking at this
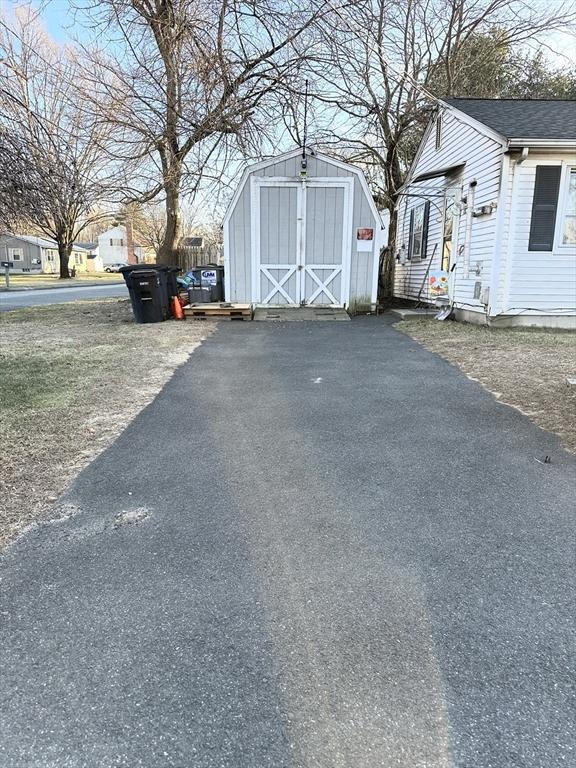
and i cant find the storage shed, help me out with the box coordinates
[224,149,384,308]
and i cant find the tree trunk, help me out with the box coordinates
[378,203,398,303]
[158,174,182,266]
[58,242,72,279]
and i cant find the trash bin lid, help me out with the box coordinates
[120,264,171,274]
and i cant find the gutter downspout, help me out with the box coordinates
[487,151,514,318]
[517,147,529,165]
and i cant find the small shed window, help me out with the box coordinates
[46,251,55,262]
[408,202,430,260]
[9,248,23,261]
[75,253,83,265]
[435,115,442,151]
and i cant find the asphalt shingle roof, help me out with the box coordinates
[443,98,576,141]
[1,234,89,250]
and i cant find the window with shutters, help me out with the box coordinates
[560,168,576,246]
[528,166,561,251]
[408,202,430,260]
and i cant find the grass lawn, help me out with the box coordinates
[397,319,576,453]
[2,272,123,290]
[0,299,211,547]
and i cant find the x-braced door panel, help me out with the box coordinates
[303,185,345,305]
[257,185,299,305]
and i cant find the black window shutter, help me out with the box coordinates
[528,166,561,251]
[421,201,430,259]
[407,208,415,259]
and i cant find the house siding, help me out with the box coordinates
[394,108,506,312]
[0,236,43,273]
[498,152,576,315]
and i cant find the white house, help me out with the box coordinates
[393,98,576,328]
[224,148,385,309]
[97,225,144,267]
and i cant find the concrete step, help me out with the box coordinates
[388,308,438,321]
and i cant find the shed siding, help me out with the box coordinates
[226,151,382,305]
[228,181,252,301]
[393,108,505,312]
[499,152,576,314]
[349,175,377,302]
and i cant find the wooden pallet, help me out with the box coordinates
[183,303,253,321]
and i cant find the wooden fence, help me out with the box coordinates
[174,244,224,271]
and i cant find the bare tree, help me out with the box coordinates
[0,9,119,277]
[309,0,576,296]
[76,0,329,265]
[0,128,40,232]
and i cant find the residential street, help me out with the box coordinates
[0,282,127,310]
[1,318,574,768]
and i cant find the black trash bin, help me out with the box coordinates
[125,269,164,323]
[188,286,213,304]
[165,266,182,299]
[120,264,181,319]
[184,265,225,302]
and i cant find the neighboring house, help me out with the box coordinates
[393,98,576,328]
[0,234,89,274]
[75,242,102,272]
[97,225,143,266]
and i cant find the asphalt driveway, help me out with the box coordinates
[1,318,574,768]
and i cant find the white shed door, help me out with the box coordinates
[304,185,345,305]
[258,185,299,305]
[254,180,352,306]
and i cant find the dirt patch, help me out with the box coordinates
[0,299,212,547]
[397,319,576,453]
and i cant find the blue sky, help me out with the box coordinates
[6,0,576,65]
[38,1,82,42]
[3,0,82,43]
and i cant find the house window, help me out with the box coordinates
[46,250,55,262]
[435,114,442,151]
[561,168,576,245]
[75,253,83,265]
[120,238,124,247]
[408,201,430,260]
[9,248,23,261]
[528,166,561,251]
